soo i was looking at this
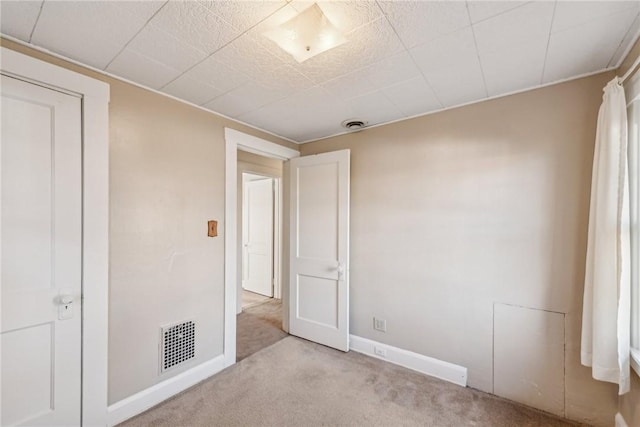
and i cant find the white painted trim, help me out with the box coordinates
[107,355,225,427]
[1,46,110,426]
[0,47,109,101]
[616,412,630,427]
[226,128,300,160]
[349,335,468,387]
[224,129,299,367]
[631,347,640,377]
[0,35,298,145]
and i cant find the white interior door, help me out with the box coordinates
[289,150,350,351]
[1,75,82,426]
[242,176,274,297]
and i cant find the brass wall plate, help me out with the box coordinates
[207,220,218,237]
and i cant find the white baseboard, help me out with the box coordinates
[107,355,226,426]
[349,335,467,387]
[615,412,629,427]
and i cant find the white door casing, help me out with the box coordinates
[289,150,350,351]
[1,76,82,426]
[242,176,274,297]
[224,128,300,367]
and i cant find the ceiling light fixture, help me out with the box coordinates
[263,4,347,63]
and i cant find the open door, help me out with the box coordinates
[289,150,350,351]
[242,176,274,297]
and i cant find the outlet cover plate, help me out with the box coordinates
[373,317,386,332]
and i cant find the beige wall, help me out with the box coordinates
[0,39,293,404]
[300,72,618,426]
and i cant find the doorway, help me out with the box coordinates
[236,151,286,361]
[223,128,300,367]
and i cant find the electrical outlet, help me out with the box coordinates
[373,317,386,332]
[374,346,387,358]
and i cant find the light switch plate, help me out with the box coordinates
[208,220,218,237]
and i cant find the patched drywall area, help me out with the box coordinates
[494,304,565,416]
[300,72,619,426]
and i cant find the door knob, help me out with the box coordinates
[337,263,345,281]
[58,294,74,320]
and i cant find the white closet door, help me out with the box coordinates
[1,75,82,426]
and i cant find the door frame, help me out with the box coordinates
[1,47,110,426]
[224,128,299,367]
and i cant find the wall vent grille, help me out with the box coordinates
[160,320,195,373]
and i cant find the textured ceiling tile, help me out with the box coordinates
[381,76,441,117]
[345,91,405,126]
[466,1,528,24]
[106,48,182,90]
[204,81,288,118]
[203,91,258,118]
[552,1,640,33]
[149,1,239,55]
[320,51,422,101]
[185,55,250,93]
[472,2,555,56]
[609,14,640,67]
[543,9,637,83]
[378,1,470,48]
[198,0,286,34]
[295,17,405,84]
[290,0,383,33]
[410,28,486,107]
[245,86,334,122]
[321,70,377,100]
[480,40,547,97]
[211,32,288,82]
[363,51,422,88]
[127,24,208,73]
[0,1,42,41]
[162,76,223,106]
[252,64,315,95]
[32,1,165,69]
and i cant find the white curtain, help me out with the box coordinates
[581,77,631,395]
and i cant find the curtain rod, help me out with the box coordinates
[620,54,640,83]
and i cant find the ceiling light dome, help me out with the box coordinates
[263,4,347,63]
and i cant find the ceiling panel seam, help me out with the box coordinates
[608,12,640,69]
[27,0,44,44]
[539,1,558,85]
[103,0,168,70]
[159,2,291,91]
[374,0,444,109]
[466,2,489,98]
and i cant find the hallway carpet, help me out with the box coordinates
[119,337,585,427]
[236,298,287,362]
[241,289,271,309]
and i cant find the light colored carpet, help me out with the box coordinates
[119,336,586,427]
[241,289,272,309]
[237,298,287,362]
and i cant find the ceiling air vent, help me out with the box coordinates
[341,119,367,131]
[160,320,195,373]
